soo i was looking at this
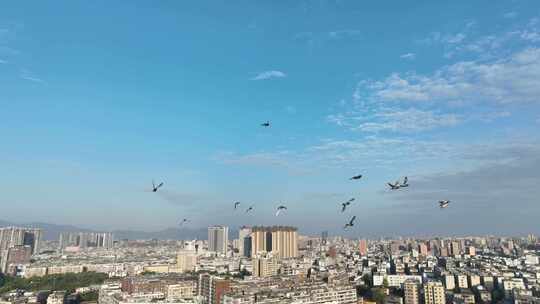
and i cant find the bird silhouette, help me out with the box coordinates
[401,176,409,187]
[152,180,164,192]
[179,218,189,226]
[387,181,401,190]
[344,216,356,229]
[245,205,254,213]
[261,121,270,127]
[350,174,362,180]
[341,198,354,212]
[234,202,241,210]
[276,205,287,216]
[439,200,450,209]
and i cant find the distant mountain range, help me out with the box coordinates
[0,219,223,241]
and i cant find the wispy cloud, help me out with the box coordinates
[363,47,540,105]
[399,53,416,60]
[0,59,7,64]
[20,69,45,83]
[353,108,461,133]
[251,70,286,81]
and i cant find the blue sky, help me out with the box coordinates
[1,1,540,237]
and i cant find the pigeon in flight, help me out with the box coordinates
[261,121,270,127]
[245,205,254,213]
[152,180,164,192]
[179,218,189,226]
[387,181,401,190]
[439,200,450,209]
[388,177,408,190]
[401,176,409,187]
[276,205,287,216]
[350,174,363,180]
[234,202,241,210]
[341,198,354,212]
[344,216,356,229]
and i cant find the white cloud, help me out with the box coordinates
[474,111,511,122]
[400,53,416,60]
[353,108,461,133]
[20,69,44,83]
[366,47,540,104]
[251,70,287,81]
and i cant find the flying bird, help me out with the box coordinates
[401,176,409,187]
[276,205,287,216]
[341,198,354,212]
[387,181,401,190]
[344,216,356,229]
[261,121,270,127]
[350,174,362,180]
[439,200,450,209]
[234,202,241,210]
[179,219,189,226]
[245,205,254,213]
[152,180,164,192]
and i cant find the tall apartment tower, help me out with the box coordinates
[176,250,197,273]
[59,232,113,250]
[208,226,228,254]
[404,279,421,304]
[252,254,279,278]
[237,226,251,257]
[0,227,43,254]
[424,281,446,304]
[198,273,230,304]
[251,226,298,258]
[0,227,42,272]
[418,243,429,256]
[358,239,368,256]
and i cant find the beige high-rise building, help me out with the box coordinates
[251,226,298,258]
[424,281,446,304]
[175,250,197,273]
[252,254,279,278]
[418,243,429,256]
[404,279,420,304]
[208,226,228,255]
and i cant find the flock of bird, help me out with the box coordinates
[151,121,451,230]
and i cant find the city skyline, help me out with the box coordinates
[2,1,540,235]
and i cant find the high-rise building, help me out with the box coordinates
[176,250,197,273]
[252,253,279,278]
[251,226,298,258]
[358,239,368,256]
[451,241,461,256]
[59,232,113,250]
[424,281,446,304]
[237,226,251,257]
[198,273,230,304]
[0,227,43,272]
[404,279,420,304]
[466,246,476,256]
[243,236,252,257]
[321,231,329,245]
[418,243,429,256]
[444,274,455,290]
[208,226,228,254]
